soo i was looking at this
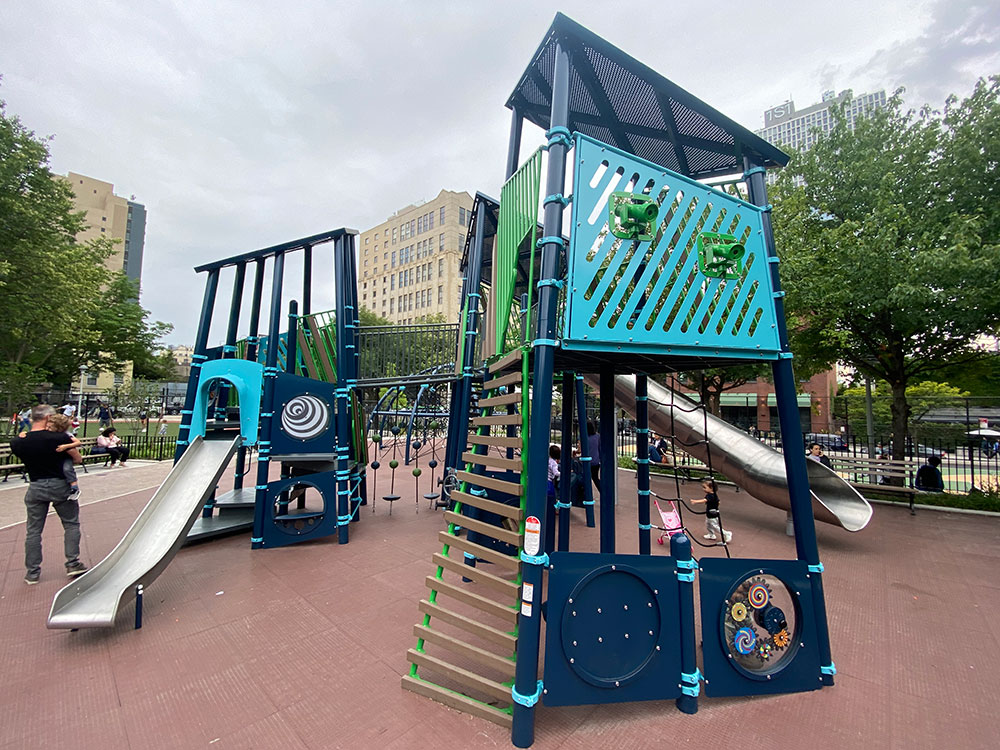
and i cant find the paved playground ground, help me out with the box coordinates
[1,460,997,749]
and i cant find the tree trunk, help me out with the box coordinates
[889,380,909,477]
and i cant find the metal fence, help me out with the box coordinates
[357,323,460,385]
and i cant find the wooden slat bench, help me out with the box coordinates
[0,443,26,482]
[830,455,937,515]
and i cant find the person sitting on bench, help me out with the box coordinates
[96,427,130,467]
[915,455,944,492]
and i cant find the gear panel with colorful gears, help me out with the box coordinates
[723,574,797,674]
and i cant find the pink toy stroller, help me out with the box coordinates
[653,498,684,545]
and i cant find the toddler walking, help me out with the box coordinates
[691,478,731,542]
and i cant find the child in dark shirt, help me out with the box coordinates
[691,478,731,542]
[46,414,83,500]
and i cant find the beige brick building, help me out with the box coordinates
[66,172,146,282]
[65,172,147,392]
[358,189,473,326]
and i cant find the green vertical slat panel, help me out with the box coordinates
[495,149,542,356]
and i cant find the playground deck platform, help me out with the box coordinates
[1,460,997,749]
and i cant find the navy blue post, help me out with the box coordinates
[599,366,616,553]
[333,236,353,543]
[442,202,488,505]
[343,235,363,520]
[245,258,266,363]
[635,375,651,555]
[574,375,596,528]
[302,243,313,316]
[511,40,570,750]
[672,533,699,713]
[134,584,143,630]
[557,371,572,551]
[175,269,219,462]
[745,156,834,686]
[251,252,285,549]
[285,300,299,375]
[235,258,265,492]
[505,106,524,180]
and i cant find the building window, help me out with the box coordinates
[440,206,445,224]
[438,286,443,305]
[392,227,397,243]
[428,212,434,230]
[87,375,98,386]
[391,251,396,267]
[114,373,123,385]
[391,276,395,290]
[438,258,444,276]
[439,233,444,251]
[390,299,395,314]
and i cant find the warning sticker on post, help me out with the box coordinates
[524,515,541,556]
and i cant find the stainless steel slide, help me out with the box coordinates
[589,374,872,532]
[47,435,241,629]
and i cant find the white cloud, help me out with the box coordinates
[1,0,994,343]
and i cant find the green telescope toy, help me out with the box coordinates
[698,232,745,279]
[609,192,658,241]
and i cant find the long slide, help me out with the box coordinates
[47,435,241,629]
[591,374,872,532]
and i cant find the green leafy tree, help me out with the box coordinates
[839,380,969,436]
[772,78,1000,461]
[675,364,769,417]
[0,94,171,391]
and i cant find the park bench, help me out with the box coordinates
[829,454,943,515]
[0,443,27,482]
[78,436,114,471]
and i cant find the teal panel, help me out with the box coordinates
[564,135,782,360]
[191,359,264,446]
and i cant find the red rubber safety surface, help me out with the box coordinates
[1,463,997,749]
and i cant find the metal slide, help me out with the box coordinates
[590,374,872,532]
[47,435,241,629]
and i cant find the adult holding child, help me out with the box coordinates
[10,405,87,584]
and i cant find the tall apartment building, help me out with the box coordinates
[66,172,147,283]
[358,189,474,326]
[754,89,887,152]
[65,172,148,393]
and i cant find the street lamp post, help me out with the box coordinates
[77,365,87,434]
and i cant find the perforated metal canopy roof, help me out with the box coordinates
[506,13,789,179]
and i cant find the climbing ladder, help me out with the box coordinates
[402,348,527,728]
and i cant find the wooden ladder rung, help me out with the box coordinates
[425,576,519,625]
[451,490,522,522]
[462,451,522,473]
[444,511,522,548]
[400,675,513,729]
[419,598,517,649]
[483,371,522,392]
[477,392,522,408]
[414,624,516,678]
[488,348,523,374]
[407,649,512,703]
[456,470,523,497]
[468,435,521,450]
[433,553,520,599]
[471,414,522,427]
[438,531,521,572]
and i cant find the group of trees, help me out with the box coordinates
[0,94,172,409]
[681,77,1000,461]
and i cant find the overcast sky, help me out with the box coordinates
[2,1,997,345]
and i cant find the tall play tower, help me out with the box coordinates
[403,15,836,747]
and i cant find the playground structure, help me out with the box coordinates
[401,15,864,747]
[45,13,875,749]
